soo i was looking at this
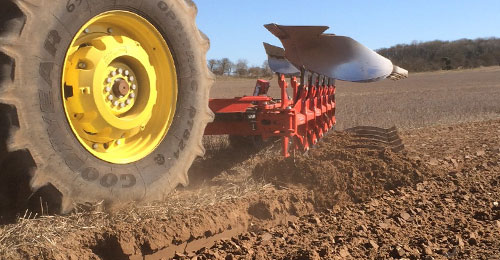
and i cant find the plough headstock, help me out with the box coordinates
[204,24,408,157]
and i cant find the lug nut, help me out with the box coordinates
[118,68,123,74]
[124,70,130,76]
[130,93,135,98]
[120,103,126,108]
[119,95,124,99]
[78,62,87,69]
[106,77,112,83]
[107,95,114,101]
[84,28,90,33]
[116,140,121,145]
[129,76,134,82]
[107,28,113,34]
[131,84,137,90]
[126,99,132,105]
[113,101,119,106]
[92,144,98,149]
[105,86,111,92]
[111,71,117,77]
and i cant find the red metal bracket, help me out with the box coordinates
[205,73,336,157]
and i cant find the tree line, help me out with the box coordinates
[209,37,500,76]
[377,37,500,72]
[207,58,273,77]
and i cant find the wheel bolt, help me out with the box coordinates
[126,99,132,105]
[120,103,125,108]
[105,86,111,92]
[106,77,112,83]
[124,70,130,76]
[111,71,117,77]
[107,95,113,101]
[131,84,137,90]
[92,144,98,149]
[84,28,90,33]
[118,68,123,74]
[78,62,87,69]
[116,140,121,145]
[130,93,135,98]
[107,28,113,34]
[129,76,134,82]
[113,101,119,106]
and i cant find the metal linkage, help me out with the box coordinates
[204,71,336,157]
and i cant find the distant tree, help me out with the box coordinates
[207,59,217,72]
[441,57,452,70]
[248,66,262,77]
[235,59,249,77]
[377,37,500,72]
[261,60,272,77]
[218,58,233,76]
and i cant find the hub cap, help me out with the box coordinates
[61,11,177,164]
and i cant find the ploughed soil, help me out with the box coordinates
[1,119,499,259]
[1,68,500,259]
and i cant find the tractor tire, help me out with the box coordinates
[0,0,214,212]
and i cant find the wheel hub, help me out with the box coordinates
[113,78,130,97]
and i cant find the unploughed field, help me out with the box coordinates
[1,67,500,260]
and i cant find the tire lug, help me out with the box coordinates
[78,62,87,69]
[126,99,132,105]
[129,76,135,82]
[124,70,130,76]
[130,93,135,98]
[118,68,123,74]
[105,86,111,92]
[113,101,119,106]
[84,28,90,33]
[111,71,117,77]
[106,77,112,83]
[120,103,126,108]
[116,140,121,145]
[131,84,137,90]
[92,144,98,149]
[107,95,114,101]
[107,28,113,34]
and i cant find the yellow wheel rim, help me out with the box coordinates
[61,11,177,164]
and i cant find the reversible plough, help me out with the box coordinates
[205,24,408,157]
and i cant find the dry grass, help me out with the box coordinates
[0,133,282,257]
[0,176,271,258]
[0,208,108,256]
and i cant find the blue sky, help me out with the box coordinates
[196,1,500,67]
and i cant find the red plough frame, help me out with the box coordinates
[204,73,336,157]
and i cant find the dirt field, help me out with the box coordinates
[1,67,500,259]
